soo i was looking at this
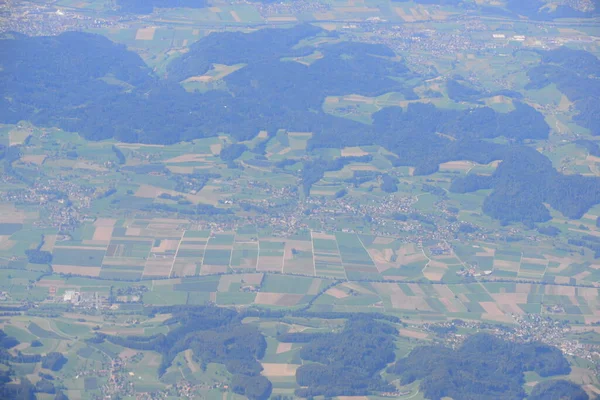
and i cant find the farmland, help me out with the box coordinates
[1,0,600,399]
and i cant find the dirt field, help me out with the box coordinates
[92,226,113,242]
[306,278,322,295]
[230,11,242,22]
[398,329,429,339]
[256,256,283,271]
[276,343,293,354]
[53,265,101,276]
[326,287,349,299]
[423,267,445,281]
[210,143,222,155]
[20,155,46,165]
[9,128,31,146]
[135,27,156,40]
[438,160,473,171]
[184,349,199,373]
[143,261,172,277]
[261,363,298,377]
[341,147,369,157]
[255,293,303,306]
[266,16,298,22]
[479,301,506,316]
[165,154,211,163]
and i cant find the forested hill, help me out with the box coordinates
[389,333,579,400]
[117,0,283,14]
[93,306,588,400]
[117,0,209,14]
[527,47,600,136]
[2,27,600,223]
[412,0,600,20]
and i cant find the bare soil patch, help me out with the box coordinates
[53,265,101,276]
[135,27,156,40]
[261,363,298,377]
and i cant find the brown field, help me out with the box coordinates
[578,287,599,298]
[165,154,211,163]
[407,283,425,296]
[390,293,432,311]
[479,301,506,316]
[314,11,336,20]
[311,231,336,241]
[256,256,283,271]
[348,164,379,171]
[209,143,222,155]
[266,16,298,22]
[184,349,199,373]
[341,147,369,157]
[307,278,322,295]
[230,11,242,22]
[492,293,528,304]
[167,166,195,174]
[545,285,576,296]
[276,343,293,354]
[171,262,197,277]
[326,287,349,299]
[369,249,392,272]
[261,363,298,377]
[242,273,264,285]
[0,237,15,251]
[92,226,113,242]
[423,267,446,281]
[440,297,460,312]
[398,329,429,339]
[101,328,145,336]
[439,160,473,171]
[143,261,172,277]
[20,155,46,165]
[53,265,101,276]
[95,218,117,227]
[494,260,520,271]
[521,257,546,265]
[135,27,156,40]
[40,234,57,252]
[255,293,303,306]
[554,276,571,284]
[9,128,31,146]
[433,285,455,299]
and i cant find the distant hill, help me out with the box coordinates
[2,27,600,223]
[404,0,600,20]
[117,0,209,14]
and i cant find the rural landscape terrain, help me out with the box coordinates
[0,0,600,399]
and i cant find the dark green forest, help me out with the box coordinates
[1,27,599,224]
[529,379,590,400]
[98,306,272,400]
[388,333,575,400]
[281,318,397,397]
